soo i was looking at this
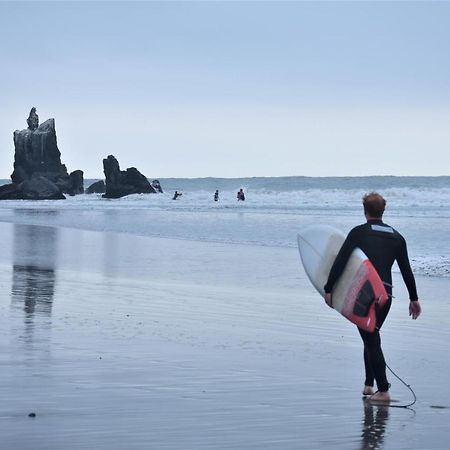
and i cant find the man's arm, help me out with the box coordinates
[396,238,418,301]
[396,237,421,319]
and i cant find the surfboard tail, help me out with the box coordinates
[342,260,389,332]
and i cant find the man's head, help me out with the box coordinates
[362,192,386,219]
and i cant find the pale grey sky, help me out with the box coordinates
[1,1,449,178]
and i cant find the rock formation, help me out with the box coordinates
[103,155,157,198]
[151,179,163,193]
[68,170,84,196]
[0,109,84,200]
[27,107,39,131]
[86,180,106,194]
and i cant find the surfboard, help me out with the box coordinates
[297,225,389,332]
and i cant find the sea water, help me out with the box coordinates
[0,176,449,278]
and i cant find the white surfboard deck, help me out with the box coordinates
[297,225,388,331]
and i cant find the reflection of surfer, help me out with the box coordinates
[324,192,422,402]
[359,402,389,450]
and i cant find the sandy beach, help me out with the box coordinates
[0,221,448,449]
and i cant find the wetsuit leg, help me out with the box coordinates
[358,298,392,392]
[362,345,375,387]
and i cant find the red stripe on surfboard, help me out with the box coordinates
[342,259,389,332]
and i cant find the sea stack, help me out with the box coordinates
[102,155,157,198]
[0,108,84,200]
[86,180,106,194]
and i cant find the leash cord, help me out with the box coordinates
[370,362,416,408]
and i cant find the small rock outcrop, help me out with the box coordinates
[0,175,65,200]
[0,108,84,200]
[103,155,157,198]
[86,180,106,194]
[151,179,163,193]
[68,170,84,196]
[27,107,39,131]
[19,176,65,200]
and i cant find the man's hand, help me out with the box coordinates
[409,300,422,320]
[325,293,333,308]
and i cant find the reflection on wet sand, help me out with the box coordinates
[10,224,58,340]
[12,265,55,316]
[359,401,389,450]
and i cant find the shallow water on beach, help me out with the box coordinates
[0,222,449,449]
[0,192,449,279]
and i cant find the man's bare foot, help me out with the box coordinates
[362,386,374,396]
[369,391,391,402]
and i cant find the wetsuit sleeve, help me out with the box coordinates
[324,228,359,294]
[396,238,419,301]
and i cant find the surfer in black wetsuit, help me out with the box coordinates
[324,192,421,402]
[172,191,182,200]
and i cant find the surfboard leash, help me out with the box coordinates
[369,362,416,408]
[385,362,417,408]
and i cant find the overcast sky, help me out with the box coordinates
[1,1,449,178]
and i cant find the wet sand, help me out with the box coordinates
[0,222,449,449]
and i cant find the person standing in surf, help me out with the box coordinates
[324,192,422,402]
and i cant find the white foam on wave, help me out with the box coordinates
[411,257,450,278]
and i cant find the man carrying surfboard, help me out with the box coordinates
[323,192,422,402]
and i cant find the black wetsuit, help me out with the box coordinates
[324,219,418,392]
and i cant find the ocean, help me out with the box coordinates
[1,176,449,278]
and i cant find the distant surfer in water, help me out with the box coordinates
[172,191,182,200]
[237,188,245,201]
[324,192,422,402]
[214,190,219,202]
